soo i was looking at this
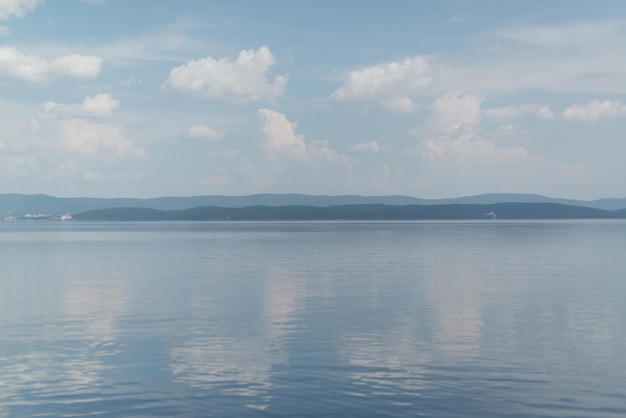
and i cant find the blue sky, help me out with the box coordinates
[1,0,626,199]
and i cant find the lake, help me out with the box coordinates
[1,220,625,417]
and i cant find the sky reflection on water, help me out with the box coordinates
[0,221,625,417]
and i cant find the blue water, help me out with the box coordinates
[1,220,625,417]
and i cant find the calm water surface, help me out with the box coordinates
[1,220,625,417]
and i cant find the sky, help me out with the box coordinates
[1,0,626,199]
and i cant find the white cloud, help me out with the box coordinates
[380,97,416,113]
[187,124,224,140]
[406,90,590,199]
[419,132,529,162]
[0,102,147,194]
[306,139,339,160]
[0,0,42,20]
[484,105,531,120]
[162,46,287,102]
[1,95,145,184]
[79,94,119,117]
[0,47,102,82]
[484,103,555,120]
[58,119,142,158]
[499,123,528,135]
[350,140,380,153]
[255,109,358,194]
[417,93,543,167]
[561,99,626,122]
[118,75,141,87]
[40,94,120,119]
[258,108,348,164]
[427,92,482,133]
[258,109,307,159]
[535,105,556,120]
[330,56,432,112]
[0,26,8,35]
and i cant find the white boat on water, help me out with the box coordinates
[61,214,73,221]
[484,211,497,219]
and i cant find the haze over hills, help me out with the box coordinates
[2,193,626,217]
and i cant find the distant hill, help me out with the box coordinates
[439,193,626,210]
[72,202,626,221]
[2,193,626,217]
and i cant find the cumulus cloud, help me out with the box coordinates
[4,95,146,182]
[187,124,224,140]
[255,109,357,193]
[410,92,588,198]
[162,46,287,102]
[417,93,538,165]
[0,47,102,82]
[350,140,380,152]
[561,99,626,122]
[330,56,432,112]
[57,119,141,158]
[0,0,42,20]
[258,109,347,162]
[535,105,556,120]
[258,109,307,159]
[40,94,120,119]
[427,92,482,133]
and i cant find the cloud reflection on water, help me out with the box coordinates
[2,222,626,417]
[169,265,306,411]
[0,280,127,415]
[336,256,530,402]
[424,270,484,356]
[62,283,128,347]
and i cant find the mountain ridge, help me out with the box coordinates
[2,193,626,217]
[71,202,626,221]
